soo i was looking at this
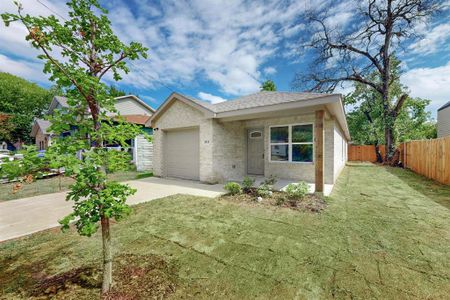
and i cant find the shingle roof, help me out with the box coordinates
[54,96,69,107]
[117,114,151,125]
[181,94,216,111]
[438,101,450,112]
[210,91,336,113]
[177,91,338,114]
[35,119,51,134]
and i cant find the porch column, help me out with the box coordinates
[315,110,324,193]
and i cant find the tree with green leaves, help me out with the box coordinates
[260,79,277,91]
[293,0,442,161]
[2,0,148,294]
[0,72,55,144]
[345,60,436,162]
[107,85,126,97]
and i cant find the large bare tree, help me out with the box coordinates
[293,0,443,161]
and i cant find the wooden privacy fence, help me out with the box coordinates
[402,137,450,185]
[348,145,385,162]
[348,137,450,185]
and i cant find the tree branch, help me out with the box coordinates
[98,52,127,80]
[394,93,408,114]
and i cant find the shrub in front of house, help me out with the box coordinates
[224,182,242,195]
[256,183,272,198]
[242,176,255,193]
[285,181,309,205]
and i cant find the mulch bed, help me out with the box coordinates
[220,190,327,213]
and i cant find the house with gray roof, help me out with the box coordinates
[30,95,155,171]
[147,91,350,193]
[437,101,450,138]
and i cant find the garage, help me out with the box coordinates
[164,127,200,180]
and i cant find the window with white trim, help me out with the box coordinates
[270,124,314,162]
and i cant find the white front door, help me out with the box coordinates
[247,128,264,175]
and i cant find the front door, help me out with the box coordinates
[247,128,264,175]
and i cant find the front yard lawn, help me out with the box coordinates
[1,164,450,298]
[0,170,153,202]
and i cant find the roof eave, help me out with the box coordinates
[214,94,350,140]
[438,101,450,112]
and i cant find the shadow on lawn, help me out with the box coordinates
[384,166,450,209]
[1,245,179,299]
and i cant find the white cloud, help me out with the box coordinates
[198,92,227,104]
[263,67,277,75]
[0,54,47,83]
[140,95,159,104]
[409,23,450,55]
[401,62,450,116]
[102,0,314,95]
[282,24,305,38]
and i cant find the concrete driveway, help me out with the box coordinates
[0,177,223,242]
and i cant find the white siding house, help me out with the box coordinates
[437,101,450,138]
[31,95,155,171]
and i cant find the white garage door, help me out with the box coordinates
[165,128,200,180]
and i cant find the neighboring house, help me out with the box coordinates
[147,91,350,192]
[437,101,450,138]
[31,95,155,171]
[30,119,52,150]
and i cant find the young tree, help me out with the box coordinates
[260,79,277,91]
[2,0,147,294]
[292,0,443,161]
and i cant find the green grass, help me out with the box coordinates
[0,170,153,202]
[1,164,450,299]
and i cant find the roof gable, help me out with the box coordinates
[147,92,215,126]
[30,119,51,137]
[114,95,156,114]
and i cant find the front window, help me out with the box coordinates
[270,124,313,163]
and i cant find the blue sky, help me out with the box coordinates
[0,0,449,118]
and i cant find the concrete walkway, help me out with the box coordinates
[0,177,224,242]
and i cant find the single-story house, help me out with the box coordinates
[437,101,450,138]
[31,95,155,171]
[147,91,350,192]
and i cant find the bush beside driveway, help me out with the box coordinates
[1,164,450,298]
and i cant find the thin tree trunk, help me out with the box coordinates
[101,215,112,294]
[374,143,383,163]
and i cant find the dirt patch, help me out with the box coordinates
[103,254,177,300]
[220,191,327,213]
[31,266,100,297]
[26,254,178,299]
